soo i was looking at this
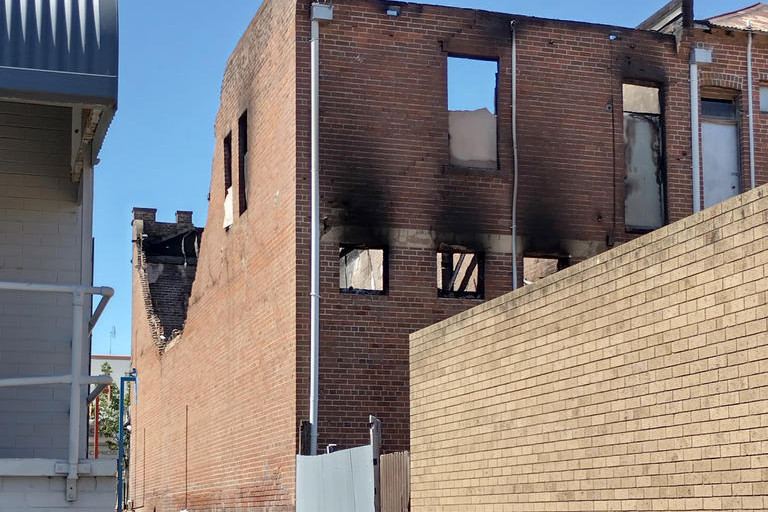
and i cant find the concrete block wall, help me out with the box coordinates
[410,184,768,512]
[0,101,82,460]
[0,476,115,512]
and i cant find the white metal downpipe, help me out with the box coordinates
[690,59,701,213]
[510,20,519,290]
[66,289,85,500]
[747,28,756,190]
[309,2,332,457]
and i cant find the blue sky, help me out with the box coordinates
[92,0,750,356]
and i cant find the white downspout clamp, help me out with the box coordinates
[309,2,332,457]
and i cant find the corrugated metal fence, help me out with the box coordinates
[381,451,410,512]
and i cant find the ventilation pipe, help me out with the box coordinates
[747,25,756,190]
[510,20,519,290]
[309,2,332,457]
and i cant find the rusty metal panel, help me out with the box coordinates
[702,121,740,209]
[381,451,409,512]
[624,112,664,230]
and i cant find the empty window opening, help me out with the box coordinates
[339,246,386,294]
[623,83,665,231]
[447,56,498,170]
[238,111,248,215]
[436,246,483,299]
[223,133,233,229]
[523,256,568,285]
[702,97,740,208]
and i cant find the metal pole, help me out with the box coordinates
[94,395,100,459]
[747,29,756,190]
[118,371,136,512]
[309,13,321,458]
[66,289,85,501]
[690,60,701,213]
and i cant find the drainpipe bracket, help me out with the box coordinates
[311,3,333,22]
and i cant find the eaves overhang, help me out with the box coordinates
[0,0,118,106]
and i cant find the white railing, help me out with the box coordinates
[0,281,114,502]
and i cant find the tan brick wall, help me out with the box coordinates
[410,185,768,512]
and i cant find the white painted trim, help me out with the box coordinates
[0,458,116,477]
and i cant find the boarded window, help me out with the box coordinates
[223,134,233,229]
[447,57,498,170]
[436,247,483,299]
[702,98,739,208]
[238,111,248,215]
[339,246,386,294]
[623,83,665,231]
[523,256,568,285]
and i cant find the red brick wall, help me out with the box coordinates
[129,0,298,510]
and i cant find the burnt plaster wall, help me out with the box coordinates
[129,0,298,510]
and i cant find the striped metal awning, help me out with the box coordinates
[0,0,118,104]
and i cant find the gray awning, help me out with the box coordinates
[0,0,118,105]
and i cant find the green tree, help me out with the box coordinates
[92,362,130,451]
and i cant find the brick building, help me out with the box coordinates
[130,0,768,510]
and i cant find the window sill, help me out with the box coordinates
[443,165,507,179]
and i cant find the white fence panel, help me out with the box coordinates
[297,444,375,512]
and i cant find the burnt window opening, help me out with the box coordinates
[339,246,386,295]
[238,111,248,215]
[223,133,234,229]
[623,83,665,232]
[436,246,483,299]
[702,97,740,208]
[523,256,569,285]
[447,56,499,170]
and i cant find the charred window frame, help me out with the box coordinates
[223,133,234,229]
[436,246,483,299]
[523,255,569,285]
[447,56,499,171]
[238,111,248,215]
[339,245,387,295]
[622,82,666,232]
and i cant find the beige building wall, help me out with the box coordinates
[411,185,768,512]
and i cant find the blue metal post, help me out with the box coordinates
[117,369,136,512]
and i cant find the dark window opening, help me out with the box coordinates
[339,246,386,294]
[447,56,499,170]
[702,98,736,119]
[223,133,232,191]
[523,256,568,285]
[238,111,248,215]
[436,246,483,299]
[623,83,665,232]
